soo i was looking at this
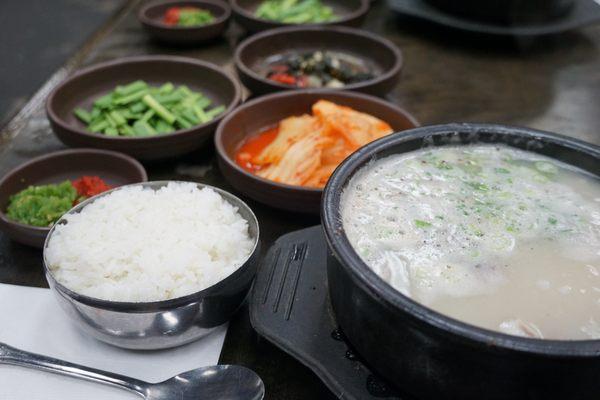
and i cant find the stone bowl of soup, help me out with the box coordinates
[321,123,600,400]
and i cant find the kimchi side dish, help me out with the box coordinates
[235,100,394,188]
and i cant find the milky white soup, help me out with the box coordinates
[341,145,600,340]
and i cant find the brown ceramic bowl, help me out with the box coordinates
[0,149,148,248]
[235,25,403,97]
[46,56,241,161]
[230,0,370,33]
[215,90,419,214]
[138,0,231,45]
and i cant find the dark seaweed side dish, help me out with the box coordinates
[265,50,375,88]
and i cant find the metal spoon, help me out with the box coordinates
[0,342,265,400]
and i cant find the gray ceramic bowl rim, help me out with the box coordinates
[214,88,420,194]
[42,181,260,313]
[322,123,600,356]
[234,25,403,93]
[0,148,148,233]
[46,55,242,142]
[138,0,232,30]
[230,0,370,26]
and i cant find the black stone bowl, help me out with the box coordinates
[322,123,600,400]
[426,0,576,24]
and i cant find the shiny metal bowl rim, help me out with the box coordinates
[42,180,260,313]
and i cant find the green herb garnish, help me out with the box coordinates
[414,219,432,228]
[466,181,489,192]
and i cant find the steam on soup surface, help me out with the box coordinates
[341,145,600,340]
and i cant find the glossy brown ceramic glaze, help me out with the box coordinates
[214,90,419,214]
[46,56,241,160]
[230,0,370,33]
[0,149,148,248]
[234,25,403,97]
[138,0,231,45]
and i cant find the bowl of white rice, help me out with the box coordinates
[43,181,259,350]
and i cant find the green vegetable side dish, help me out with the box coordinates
[255,0,336,24]
[73,80,226,137]
[163,6,215,27]
[6,182,77,227]
[178,9,214,26]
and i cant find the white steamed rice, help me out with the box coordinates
[45,182,255,302]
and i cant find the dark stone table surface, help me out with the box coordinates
[1,1,599,398]
[0,0,123,127]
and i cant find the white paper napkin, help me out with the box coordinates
[0,283,227,400]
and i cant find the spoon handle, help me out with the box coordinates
[0,342,148,397]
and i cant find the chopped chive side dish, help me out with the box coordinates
[255,0,336,24]
[6,177,113,227]
[6,181,77,227]
[73,80,225,137]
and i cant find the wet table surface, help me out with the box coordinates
[1,1,599,399]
